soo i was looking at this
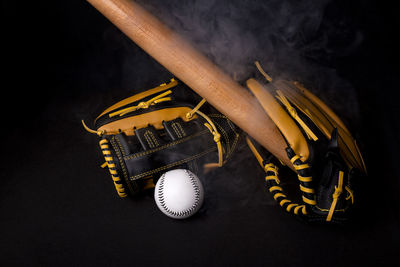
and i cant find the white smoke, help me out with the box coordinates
[135,0,363,127]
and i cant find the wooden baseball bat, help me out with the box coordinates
[86,0,291,166]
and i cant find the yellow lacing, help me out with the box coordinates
[264,163,280,184]
[186,99,224,168]
[245,137,308,215]
[293,163,310,171]
[264,163,279,174]
[269,186,283,192]
[326,171,344,222]
[254,61,273,82]
[302,196,316,206]
[289,155,301,163]
[82,120,105,136]
[99,139,127,197]
[298,175,312,182]
[345,186,354,204]
[186,98,207,120]
[299,184,315,194]
[264,161,306,213]
[289,154,316,206]
[203,123,223,168]
[265,162,307,215]
[109,90,173,118]
[275,90,318,141]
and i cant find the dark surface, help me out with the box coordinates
[1,0,399,266]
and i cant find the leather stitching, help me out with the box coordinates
[144,130,158,148]
[130,146,216,180]
[176,122,186,136]
[171,122,182,138]
[124,130,209,160]
[115,136,126,157]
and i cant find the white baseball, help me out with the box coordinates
[154,169,204,219]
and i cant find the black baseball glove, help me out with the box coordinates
[82,78,240,197]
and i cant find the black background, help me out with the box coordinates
[1,0,399,266]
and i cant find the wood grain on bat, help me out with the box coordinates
[86,0,290,166]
